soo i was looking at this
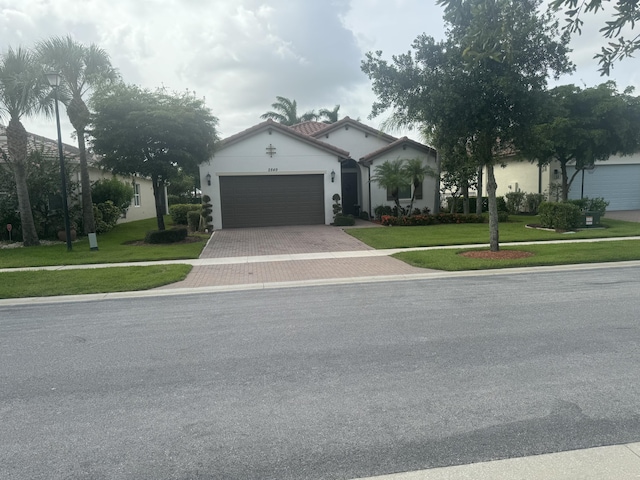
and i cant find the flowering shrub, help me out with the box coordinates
[380,213,485,226]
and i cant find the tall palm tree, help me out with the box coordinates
[319,104,340,124]
[260,96,317,125]
[403,157,436,213]
[0,47,53,246]
[37,36,119,235]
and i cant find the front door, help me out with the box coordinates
[341,171,358,216]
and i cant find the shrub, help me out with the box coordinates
[93,201,122,234]
[201,195,213,231]
[92,177,134,211]
[539,202,581,230]
[144,227,188,244]
[380,213,484,226]
[525,193,545,214]
[333,214,355,226]
[374,205,393,220]
[359,211,370,221]
[169,204,201,225]
[497,211,510,223]
[332,194,342,217]
[187,210,201,232]
[568,197,609,214]
[496,196,507,212]
[505,191,526,214]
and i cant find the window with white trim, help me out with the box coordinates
[133,183,141,207]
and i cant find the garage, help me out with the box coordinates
[220,174,325,228]
[569,164,640,210]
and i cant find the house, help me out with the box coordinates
[0,125,159,223]
[486,153,640,210]
[200,117,438,229]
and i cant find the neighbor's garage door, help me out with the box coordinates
[569,165,640,210]
[220,174,325,228]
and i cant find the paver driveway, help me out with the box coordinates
[199,224,375,258]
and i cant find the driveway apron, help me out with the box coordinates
[163,224,426,289]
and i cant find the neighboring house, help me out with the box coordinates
[200,117,438,229]
[0,125,159,223]
[486,153,640,210]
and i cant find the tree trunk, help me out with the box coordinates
[476,166,483,215]
[486,164,499,252]
[6,119,39,246]
[152,175,166,230]
[76,130,96,234]
[462,179,470,214]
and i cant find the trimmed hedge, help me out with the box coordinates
[187,211,201,232]
[144,227,189,244]
[334,214,356,226]
[539,202,581,230]
[381,213,486,226]
[169,204,201,225]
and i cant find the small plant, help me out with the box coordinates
[333,214,355,226]
[374,205,393,220]
[359,211,370,221]
[332,194,342,217]
[169,204,202,225]
[200,195,213,231]
[187,210,201,232]
[539,202,581,230]
[93,201,122,234]
[525,193,545,214]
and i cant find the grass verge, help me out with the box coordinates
[394,240,640,271]
[346,216,640,249]
[0,264,192,299]
[0,217,208,268]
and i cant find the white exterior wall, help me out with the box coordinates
[87,168,157,223]
[200,129,342,229]
[369,148,438,214]
[489,160,543,197]
[317,126,392,217]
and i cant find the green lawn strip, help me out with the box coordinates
[0,264,192,299]
[0,217,209,268]
[346,216,640,249]
[393,239,640,271]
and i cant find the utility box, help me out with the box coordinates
[582,211,602,227]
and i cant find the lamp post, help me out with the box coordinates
[46,72,72,252]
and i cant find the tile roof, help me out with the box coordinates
[216,119,351,158]
[359,136,437,165]
[0,124,87,163]
[289,121,329,136]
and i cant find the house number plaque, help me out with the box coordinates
[268,168,278,172]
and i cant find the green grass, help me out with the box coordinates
[394,240,640,271]
[0,217,209,268]
[346,215,640,249]
[0,264,192,299]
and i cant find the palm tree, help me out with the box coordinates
[260,96,317,125]
[37,36,119,235]
[403,157,436,213]
[370,159,408,216]
[0,47,53,246]
[319,104,340,124]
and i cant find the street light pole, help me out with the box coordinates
[47,72,72,252]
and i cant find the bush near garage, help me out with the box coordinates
[539,202,582,230]
[334,214,356,226]
[144,227,189,244]
[380,212,493,226]
[169,204,202,225]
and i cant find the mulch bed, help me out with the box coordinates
[460,250,534,260]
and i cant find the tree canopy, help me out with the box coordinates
[363,0,572,251]
[550,0,640,74]
[90,84,219,230]
[523,81,640,200]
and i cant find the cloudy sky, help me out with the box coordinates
[2,0,639,144]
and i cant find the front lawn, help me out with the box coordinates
[0,264,192,299]
[346,215,640,249]
[394,240,640,271]
[0,217,208,268]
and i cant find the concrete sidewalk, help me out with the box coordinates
[354,442,640,479]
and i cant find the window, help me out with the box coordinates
[387,183,417,200]
[133,183,141,207]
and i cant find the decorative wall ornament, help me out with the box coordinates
[266,144,276,157]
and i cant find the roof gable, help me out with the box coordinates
[216,119,350,158]
[359,136,437,165]
[309,116,398,143]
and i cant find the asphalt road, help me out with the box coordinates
[2,266,640,480]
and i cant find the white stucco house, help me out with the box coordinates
[200,117,438,229]
[486,153,640,210]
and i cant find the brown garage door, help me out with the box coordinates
[220,174,325,228]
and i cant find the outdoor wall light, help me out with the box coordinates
[331,170,336,183]
[206,173,211,186]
